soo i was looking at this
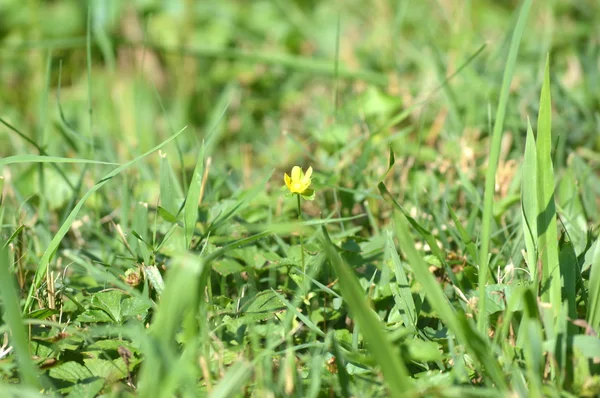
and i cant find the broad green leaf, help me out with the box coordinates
[84,358,127,382]
[49,361,93,383]
[91,291,123,323]
[121,296,152,320]
[76,309,114,324]
[65,379,104,398]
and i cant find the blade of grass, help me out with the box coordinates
[0,242,43,389]
[478,0,532,333]
[184,143,205,249]
[159,151,183,217]
[209,361,253,398]
[378,182,459,288]
[392,211,507,389]
[535,55,561,314]
[586,238,600,332]
[447,204,478,265]
[0,155,119,166]
[24,127,187,313]
[271,289,325,337]
[521,119,538,282]
[321,226,414,396]
[520,288,544,397]
[137,254,204,397]
[385,230,417,328]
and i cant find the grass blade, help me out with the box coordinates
[184,143,205,249]
[521,119,538,282]
[586,238,600,332]
[0,155,119,166]
[321,226,414,396]
[385,230,416,328]
[0,242,43,389]
[209,361,253,398]
[478,0,532,332]
[392,212,507,389]
[535,55,561,314]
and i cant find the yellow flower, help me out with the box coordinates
[284,166,313,195]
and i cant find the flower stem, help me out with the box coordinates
[297,194,305,279]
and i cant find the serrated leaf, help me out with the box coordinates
[49,361,93,383]
[121,296,151,320]
[84,358,127,382]
[66,378,104,398]
[76,309,114,324]
[213,258,244,276]
[91,291,123,323]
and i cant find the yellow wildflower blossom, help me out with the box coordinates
[284,166,313,197]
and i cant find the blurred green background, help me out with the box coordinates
[2,0,600,395]
[3,0,599,174]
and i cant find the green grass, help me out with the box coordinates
[1,0,600,397]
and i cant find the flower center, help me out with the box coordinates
[291,181,304,192]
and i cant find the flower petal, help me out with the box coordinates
[291,166,301,181]
[304,166,313,181]
[284,173,291,189]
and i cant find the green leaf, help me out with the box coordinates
[0,243,43,388]
[84,358,127,382]
[587,238,600,332]
[26,308,60,320]
[209,361,253,398]
[385,230,416,328]
[0,155,119,166]
[49,361,93,383]
[301,189,316,201]
[159,152,183,218]
[183,143,205,249]
[405,339,442,362]
[213,258,244,276]
[121,296,152,320]
[521,119,538,282]
[91,291,123,323]
[77,309,114,324]
[145,265,165,297]
[271,289,325,337]
[536,55,561,314]
[65,379,104,398]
